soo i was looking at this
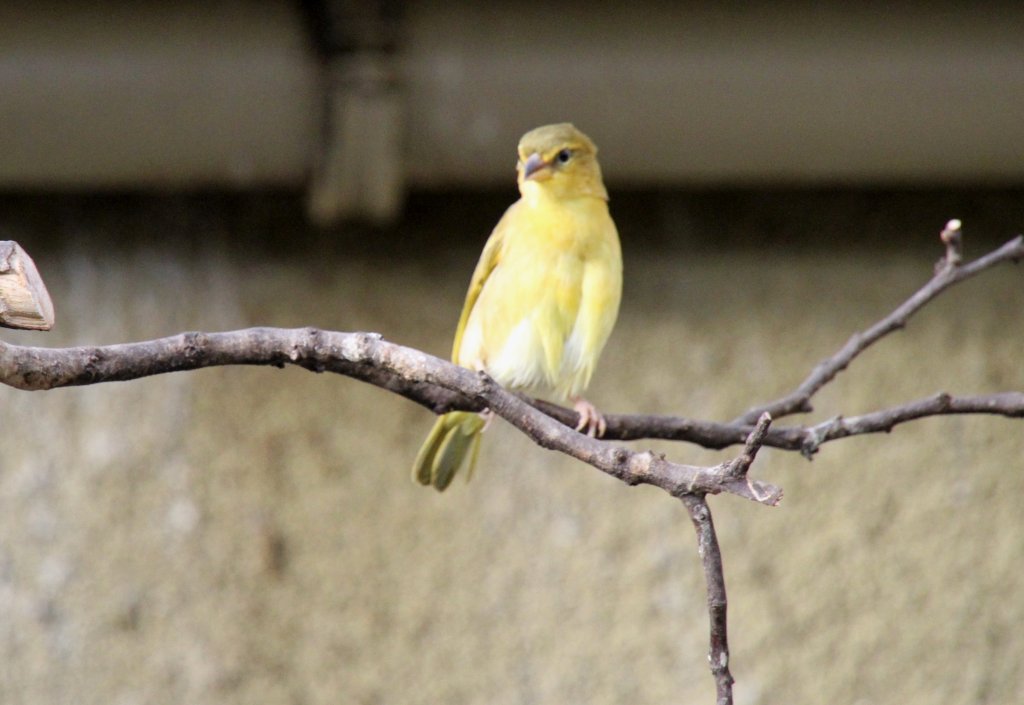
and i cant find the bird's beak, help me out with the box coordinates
[522,153,552,181]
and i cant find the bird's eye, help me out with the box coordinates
[556,148,572,164]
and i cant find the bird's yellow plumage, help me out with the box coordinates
[413,123,622,491]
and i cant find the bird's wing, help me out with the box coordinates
[450,210,509,362]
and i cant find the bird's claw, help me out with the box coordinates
[572,397,607,438]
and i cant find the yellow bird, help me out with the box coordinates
[412,123,622,491]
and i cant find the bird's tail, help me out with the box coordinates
[412,411,486,491]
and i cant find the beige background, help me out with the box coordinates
[0,196,1022,704]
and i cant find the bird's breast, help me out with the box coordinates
[457,195,621,399]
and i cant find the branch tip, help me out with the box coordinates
[939,218,963,269]
[750,481,784,506]
[942,218,962,236]
[741,412,773,458]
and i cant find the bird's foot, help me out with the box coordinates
[572,397,607,438]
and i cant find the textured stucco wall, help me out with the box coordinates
[0,195,1022,705]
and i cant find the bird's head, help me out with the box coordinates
[516,123,608,201]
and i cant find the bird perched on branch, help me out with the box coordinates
[413,123,622,491]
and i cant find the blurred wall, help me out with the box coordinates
[1,1,1023,221]
[0,3,319,187]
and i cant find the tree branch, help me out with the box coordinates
[673,415,772,704]
[1,224,1020,705]
[682,494,733,705]
[733,226,1023,425]
[551,390,1024,454]
[0,328,782,506]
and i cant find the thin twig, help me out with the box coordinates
[676,415,771,705]
[675,418,772,705]
[537,391,1024,453]
[786,391,1024,458]
[732,232,1024,425]
[682,494,733,705]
